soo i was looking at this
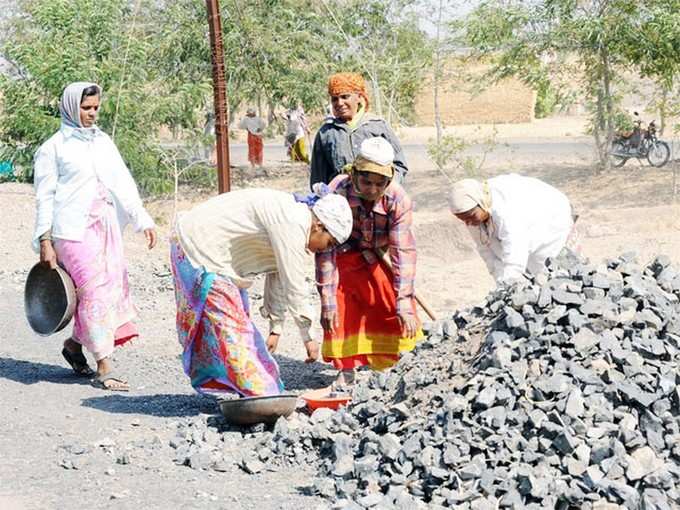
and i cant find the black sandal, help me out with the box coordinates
[61,348,95,377]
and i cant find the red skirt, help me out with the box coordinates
[247,132,263,166]
[322,251,422,370]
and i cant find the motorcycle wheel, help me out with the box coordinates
[610,141,628,168]
[647,141,671,167]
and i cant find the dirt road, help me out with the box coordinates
[2,117,680,509]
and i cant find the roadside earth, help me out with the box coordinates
[2,119,680,509]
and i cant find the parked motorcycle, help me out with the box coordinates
[610,112,671,168]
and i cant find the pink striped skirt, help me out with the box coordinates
[53,187,138,360]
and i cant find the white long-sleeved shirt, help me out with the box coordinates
[32,125,154,251]
[238,116,265,136]
[468,174,573,284]
[175,189,315,342]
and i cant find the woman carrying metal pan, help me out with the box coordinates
[32,82,157,391]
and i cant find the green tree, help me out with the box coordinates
[0,0,210,192]
[464,0,680,170]
[0,0,432,193]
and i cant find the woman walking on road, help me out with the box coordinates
[238,107,266,170]
[32,82,157,391]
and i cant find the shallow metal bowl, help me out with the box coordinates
[218,394,298,426]
[24,263,76,336]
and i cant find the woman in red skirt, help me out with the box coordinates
[238,108,265,169]
[315,137,423,388]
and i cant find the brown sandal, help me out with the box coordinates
[91,372,129,392]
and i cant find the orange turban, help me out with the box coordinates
[327,72,370,110]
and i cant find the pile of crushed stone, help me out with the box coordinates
[243,252,680,509]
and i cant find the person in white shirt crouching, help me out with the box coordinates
[448,173,577,286]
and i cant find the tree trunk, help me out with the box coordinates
[659,86,668,136]
[434,0,444,150]
[371,60,383,118]
[267,99,276,126]
[597,46,614,172]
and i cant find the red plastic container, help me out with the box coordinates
[301,388,352,411]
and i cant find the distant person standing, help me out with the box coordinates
[283,106,310,163]
[310,72,408,187]
[238,107,266,170]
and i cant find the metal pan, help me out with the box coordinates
[218,394,298,426]
[24,263,76,336]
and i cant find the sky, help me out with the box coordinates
[417,0,480,37]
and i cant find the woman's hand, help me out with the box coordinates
[304,340,320,363]
[266,332,280,353]
[397,312,418,339]
[321,310,338,334]
[144,228,157,250]
[40,240,57,269]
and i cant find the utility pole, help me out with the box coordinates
[206,0,230,193]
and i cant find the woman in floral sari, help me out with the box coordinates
[171,187,352,396]
[33,82,156,391]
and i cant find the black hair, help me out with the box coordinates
[80,85,100,103]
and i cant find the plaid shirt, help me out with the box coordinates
[315,174,417,316]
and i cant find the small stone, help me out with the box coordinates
[552,432,577,455]
[572,328,600,353]
[189,451,212,471]
[592,273,611,289]
[357,493,383,507]
[641,488,672,510]
[378,434,401,461]
[565,389,585,418]
[212,460,230,472]
[504,307,526,330]
[584,287,606,300]
[553,289,584,306]
[241,457,264,474]
[475,385,497,409]
[311,408,335,424]
[626,446,661,481]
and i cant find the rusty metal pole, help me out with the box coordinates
[206,0,230,193]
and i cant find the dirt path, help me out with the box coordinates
[2,117,680,509]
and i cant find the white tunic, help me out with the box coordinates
[238,116,265,136]
[32,125,154,251]
[468,174,573,284]
[176,189,314,341]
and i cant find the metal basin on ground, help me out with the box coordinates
[218,394,298,426]
[24,263,76,336]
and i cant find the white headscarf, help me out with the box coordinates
[312,193,352,244]
[448,178,492,214]
[59,82,102,129]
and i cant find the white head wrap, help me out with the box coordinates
[349,137,395,178]
[360,137,394,166]
[448,178,491,214]
[312,193,353,244]
[59,81,101,128]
